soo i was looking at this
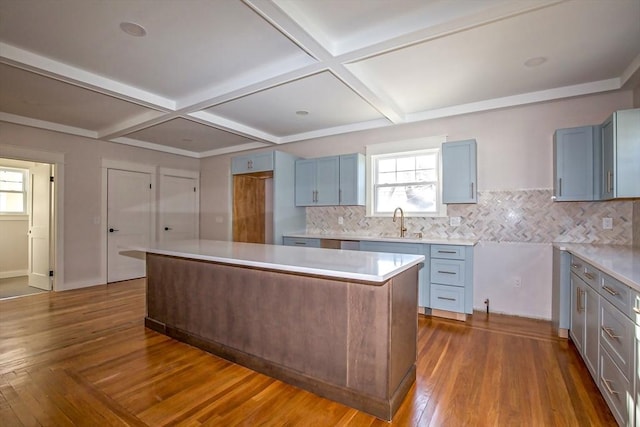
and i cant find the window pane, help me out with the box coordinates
[0,170,24,191]
[396,170,415,182]
[396,157,414,171]
[377,158,396,173]
[0,192,25,213]
[416,169,437,182]
[416,155,436,169]
[378,171,397,184]
[376,184,436,213]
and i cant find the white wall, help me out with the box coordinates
[200,90,634,319]
[0,124,199,290]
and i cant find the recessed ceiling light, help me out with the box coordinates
[120,22,147,37]
[295,110,309,116]
[524,56,547,67]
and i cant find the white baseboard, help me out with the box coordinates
[56,276,105,292]
[0,270,28,279]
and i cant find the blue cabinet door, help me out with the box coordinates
[553,126,598,201]
[315,156,340,205]
[295,159,316,206]
[359,241,430,308]
[339,154,365,206]
[231,152,274,175]
[601,109,640,199]
[442,139,477,204]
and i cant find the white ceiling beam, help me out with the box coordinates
[0,112,97,139]
[97,110,175,140]
[405,78,622,123]
[188,111,279,144]
[620,53,640,89]
[0,43,176,111]
[108,137,200,158]
[198,141,273,158]
[278,117,391,145]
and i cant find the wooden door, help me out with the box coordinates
[233,171,272,244]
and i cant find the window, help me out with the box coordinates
[366,136,446,217]
[0,168,28,214]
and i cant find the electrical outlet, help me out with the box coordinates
[449,216,461,226]
[602,217,613,230]
[338,216,344,225]
[514,277,522,288]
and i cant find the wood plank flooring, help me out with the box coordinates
[0,279,616,426]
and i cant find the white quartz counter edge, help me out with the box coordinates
[554,243,640,292]
[284,233,478,246]
[130,239,425,284]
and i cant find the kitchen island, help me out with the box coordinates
[138,239,424,421]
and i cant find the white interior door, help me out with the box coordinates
[28,163,51,290]
[107,169,151,283]
[159,174,198,242]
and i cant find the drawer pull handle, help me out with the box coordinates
[438,250,457,254]
[601,326,621,340]
[437,296,456,301]
[601,377,618,395]
[584,272,595,280]
[602,285,619,296]
[633,306,640,315]
[294,242,306,245]
[438,271,456,275]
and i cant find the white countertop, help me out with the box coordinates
[132,239,425,284]
[284,233,478,246]
[554,243,640,292]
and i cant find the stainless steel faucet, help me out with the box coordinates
[393,207,407,238]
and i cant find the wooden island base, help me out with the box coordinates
[145,253,419,421]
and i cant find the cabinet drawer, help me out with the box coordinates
[359,241,423,255]
[431,245,465,260]
[282,237,321,248]
[599,347,631,427]
[430,259,465,287]
[600,298,633,381]
[570,256,599,288]
[600,272,631,316]
[430,284,465,312]
[631,288,640,325]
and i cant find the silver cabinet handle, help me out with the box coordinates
[437,296,456,301]
[438,271,456,275]
[339,189,342,204]
[584,272,595,280]
[294,242,306,246]
[559,178,562,196]
[607,170,613,193]
[602,285,619,296]
[470,182,474,198]
[576,287,583,313]
[633,306,640,314]
[438,250,457,254]
[601,326,621,339]
[601,377,618,395]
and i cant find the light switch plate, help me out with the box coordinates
[450,216,461,226]
[602,217,613,230]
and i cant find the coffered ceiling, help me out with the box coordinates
[1,0,638,158]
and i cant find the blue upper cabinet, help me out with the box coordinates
[601,108,640,199]
[338,153,365,205]
[231,152,274,175]
[442,139,477,204]
[553,126,600,201]
[295,154,364,206]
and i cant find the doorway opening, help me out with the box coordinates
[0,158,54,299]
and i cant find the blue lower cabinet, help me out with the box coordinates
[430,244,474,314]
[430,284,465,312]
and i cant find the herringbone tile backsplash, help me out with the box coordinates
[306,189,633,245]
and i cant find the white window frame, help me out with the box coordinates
[366,136,447,217]
[0,167,28,215]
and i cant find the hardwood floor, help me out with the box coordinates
[0,279,616,426]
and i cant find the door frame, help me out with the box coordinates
[100,159,156,284]
[0,144,64,291]
[158,167,200,241]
